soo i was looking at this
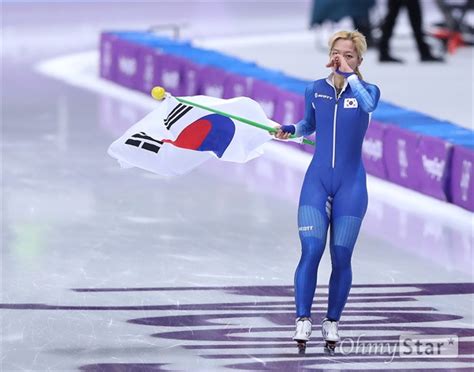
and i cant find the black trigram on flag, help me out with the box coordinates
[164,103,193,130]
[125,132,163,153]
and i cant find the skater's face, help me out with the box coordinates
[330,39,362,72]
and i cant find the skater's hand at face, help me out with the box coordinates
[327,53,354,74]
[326,55,340,72]
[335,54,353,73]
[273,125,292,140]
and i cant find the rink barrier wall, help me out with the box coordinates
[99,31,474,212]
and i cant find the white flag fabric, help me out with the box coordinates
[108,94,276,177]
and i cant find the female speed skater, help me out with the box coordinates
[274,30,380,353]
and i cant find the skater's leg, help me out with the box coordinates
[404,0,435,58]
[322,214,364,353]
[326,169,368,321]
[294,204,329,318]
[379,0,403,59]
[292,171,330,347]
[327,216,362,320]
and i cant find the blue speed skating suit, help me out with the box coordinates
[288,73,380,321]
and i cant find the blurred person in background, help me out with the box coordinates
[274,30,380,352]
[378,0,444,62]
[310,0,376,47]
[432,0,474,54]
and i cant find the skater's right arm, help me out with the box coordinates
[294,85,316,137]
[273,84,315,139]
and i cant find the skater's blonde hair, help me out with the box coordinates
[328,30,367,80]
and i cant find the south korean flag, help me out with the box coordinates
[344,98,358,109]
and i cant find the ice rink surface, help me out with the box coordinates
[2,1,473,371]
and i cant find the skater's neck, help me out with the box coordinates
[334,74,345,91]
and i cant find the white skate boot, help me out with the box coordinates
[293,317,312,352]
[321,318,340,354]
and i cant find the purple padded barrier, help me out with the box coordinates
[418,135,452,201]
[143,53,199,96]
[113,37,144,89]
[274,89,304,126]
[157,53,186,96]
[223,73,252,98]
[199,66,229,98]
[99,32,118,81]
[450,145,474,211]
[250,79,280,120]
[135,45,163,95]
[362,120,387,179]
[383,125,421,191]
[180,59,202,96]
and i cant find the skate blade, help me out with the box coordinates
[296,340,307,354]
[324,341,337,355]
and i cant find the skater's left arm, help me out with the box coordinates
[332,54,380,113]
[346,74,380,113]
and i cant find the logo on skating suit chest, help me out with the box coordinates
[315,92,333,100]
[344,98,358,108]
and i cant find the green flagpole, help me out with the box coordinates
[151,87,315,146]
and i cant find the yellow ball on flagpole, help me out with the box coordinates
[151,86,166,100]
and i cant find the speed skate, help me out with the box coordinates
[322,318,340,355]
[293,317,312,352]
